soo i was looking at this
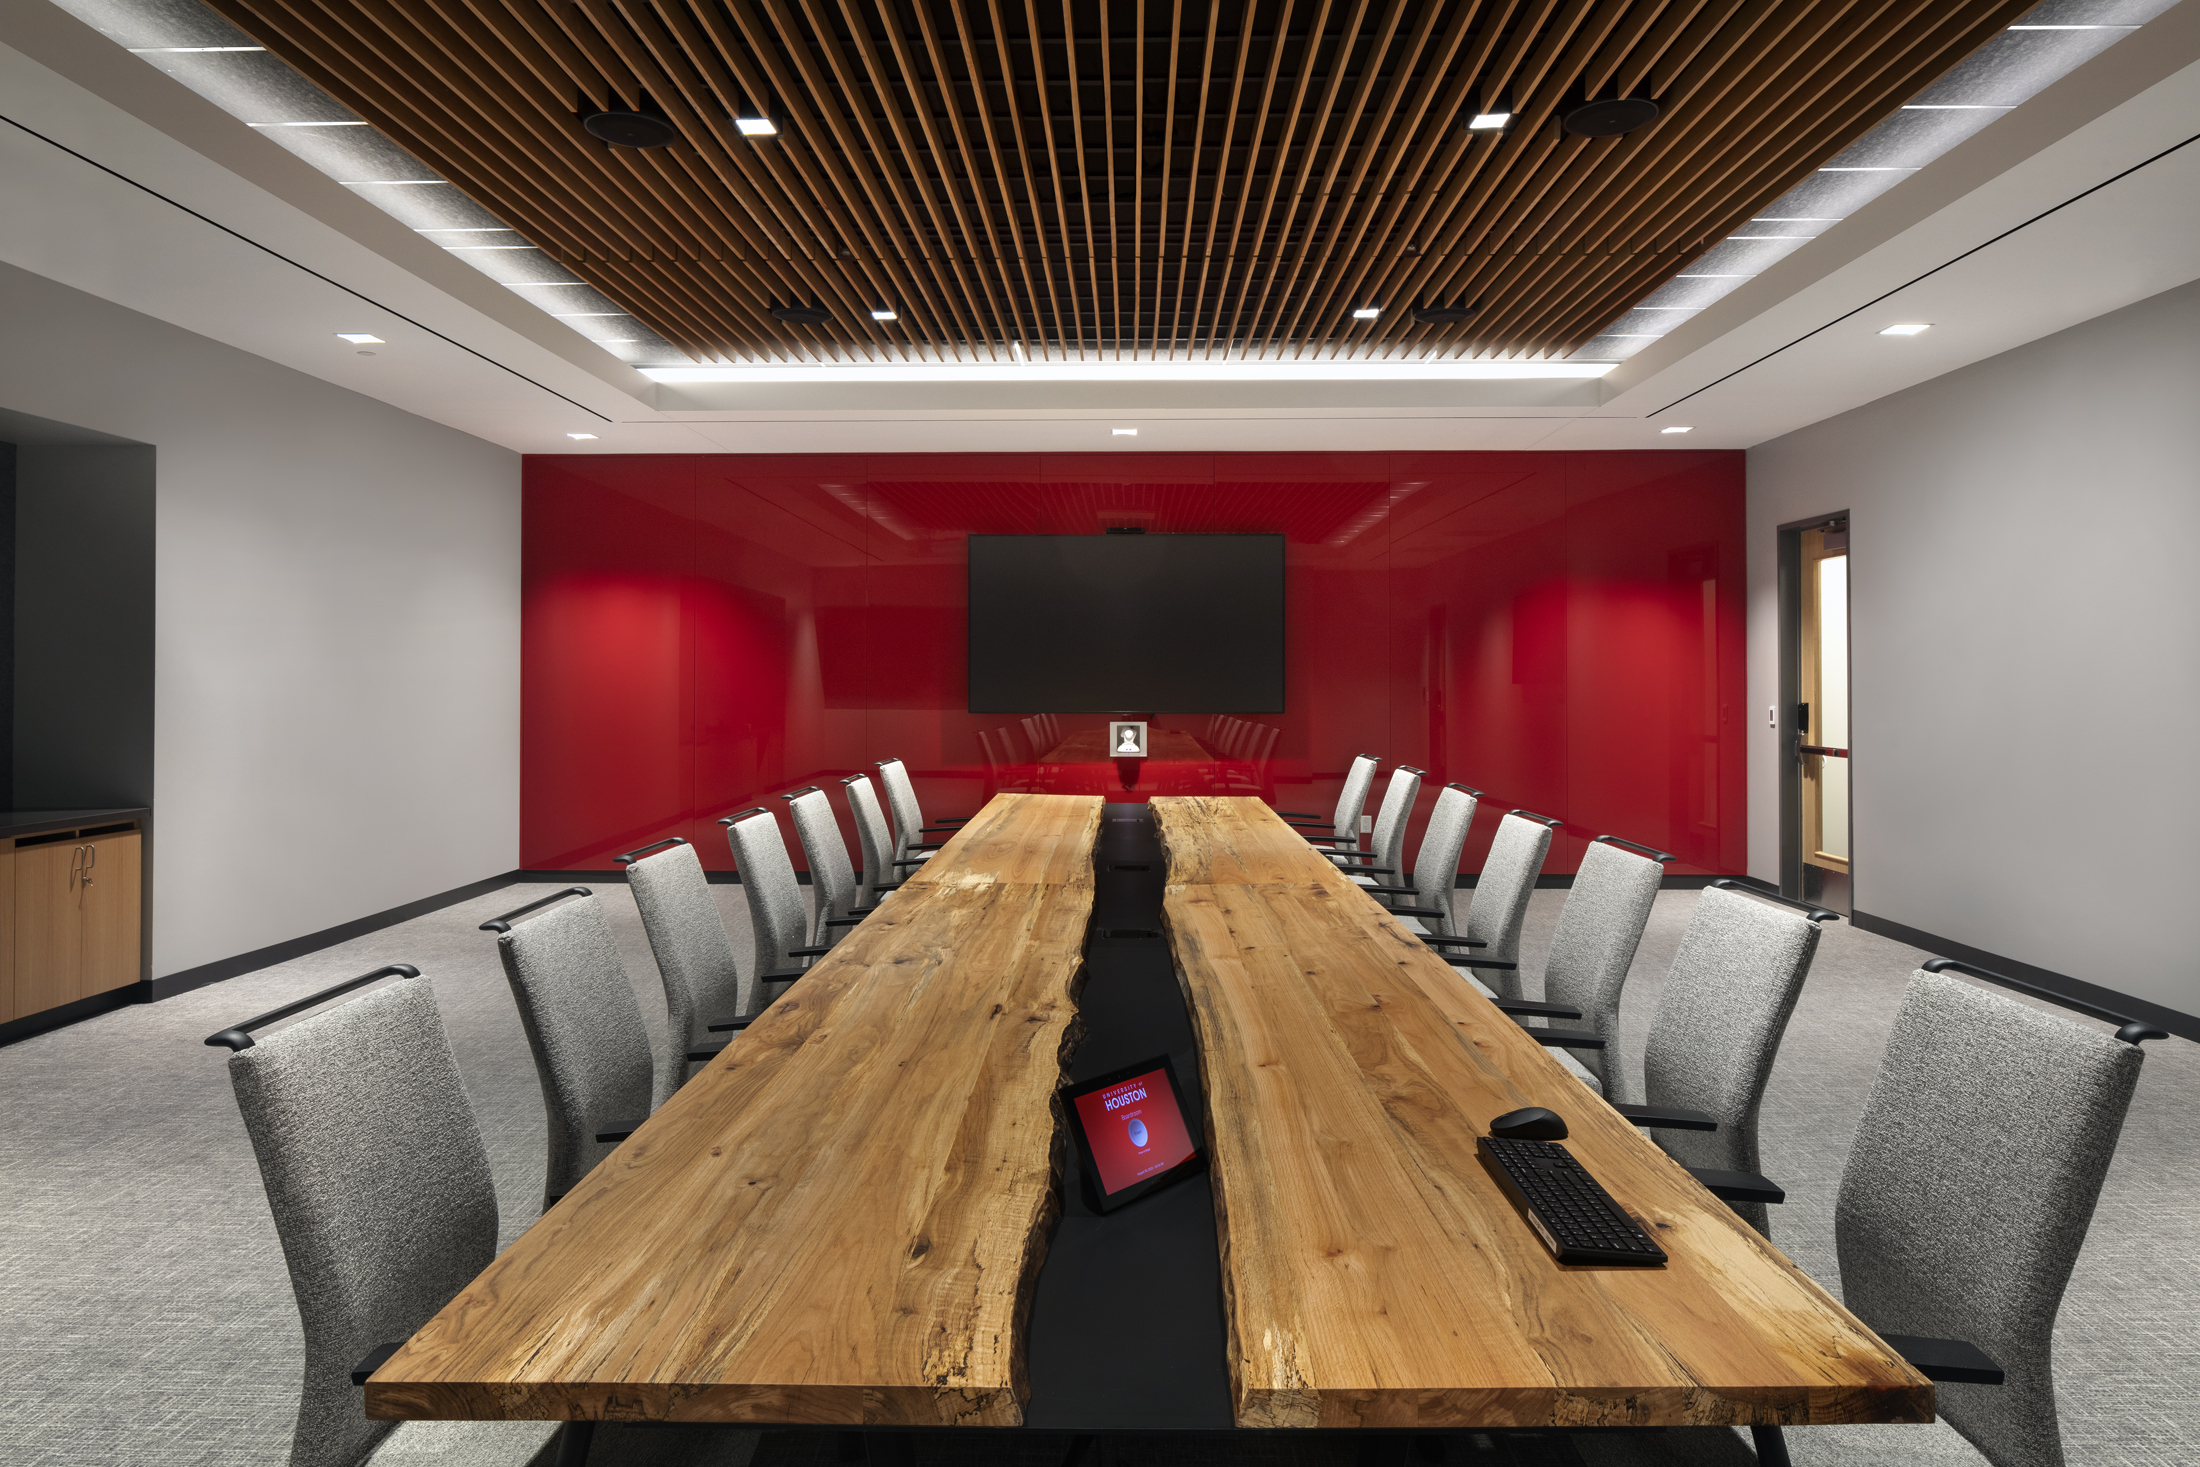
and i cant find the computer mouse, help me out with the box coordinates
[1489,1106,1569,1141]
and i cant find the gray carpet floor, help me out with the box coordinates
[1,883,2192,1466]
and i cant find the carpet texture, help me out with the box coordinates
[1,885,2192,1466]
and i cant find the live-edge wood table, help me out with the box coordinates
[367,793,1931,1435]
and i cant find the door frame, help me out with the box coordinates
[1777,511,1850,903]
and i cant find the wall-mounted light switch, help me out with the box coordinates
[1767,706,1776,729]
[1360,815,1373,834]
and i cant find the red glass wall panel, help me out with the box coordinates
[522,452,1745,877]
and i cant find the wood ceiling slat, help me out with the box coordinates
[213,0,2039,361]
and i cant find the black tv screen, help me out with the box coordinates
[967,534,1285,713]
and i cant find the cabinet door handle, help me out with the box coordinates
[83,843,95,886]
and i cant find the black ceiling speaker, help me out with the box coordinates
[1411,301,1480,325]
[769,302,833,325]
[579,93,679,148]
[1561,97,1661,138]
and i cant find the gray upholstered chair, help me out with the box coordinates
[721,807,833,999]
[876,756,968,867]
[485,889,656,1209]
[1780,970,2160,1467]
[1371,781,1480,938]
[1621,883,1824,1235]
[1274,751,1379,862]
[1342,764,1422,904]
[1519,836,1669,1098]
[843,771,920,907]
[1431,810,1558,1002]
[784,783,874,947]
[619,838,755,1107]
[215,968,561,1467]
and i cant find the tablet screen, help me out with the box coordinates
[1069,1062,1199,1199]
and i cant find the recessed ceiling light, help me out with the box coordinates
[736,117,778,137]
[567,432,599,440]
[581,109,680,148]
[1352,306,1382,320]
[1467,112,1511,130]
[1879,323,1931,336]
[336,333,384,344]
[1112,428,1138,436]
[1661,425,1692,434]
[871,308,898,321]
[1561,97,1661,138]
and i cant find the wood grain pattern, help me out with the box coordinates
[367,793,1104,1426]
[1151,795,1932,1429]
[12,840,81,1018]
[80,830,142,996]
[199,0,2035,364]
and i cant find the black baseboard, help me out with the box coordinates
[0,986,140,1047]
[144,870,533,1003]
[1851,909,2199,1044]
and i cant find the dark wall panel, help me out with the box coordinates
[522,452,1746,878]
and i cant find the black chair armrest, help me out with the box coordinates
[705,1013,756,1032]
[686,1044,729,1063]
[1689,1168,1785,1205]
[1610,1104,1718,1132]
[910,840,951,850]
[759,967,808,982]
[351,1342,402,1387]
[1271,810,1323,819]
[1279,819,1334,829]
[1361,884,1419,895]
[890,856,933,867]
[594,1128,636,1144]
[922,819,970,830]
[1525,1027,1606,1050]
[1493,999,1582,1020]
[824,917,863,926]
[1450,956,1518,970]
[1417,935,1485,948]
[1877,1334,2006,1385]
[1384,905,1444,918]
[869,884,902,893]
[786,945,833,958]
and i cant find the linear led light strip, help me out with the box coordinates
[641,361,1616,383]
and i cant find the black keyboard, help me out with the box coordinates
[1478,1136,1669,1266]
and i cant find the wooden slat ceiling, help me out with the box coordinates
[205,0,2034,364]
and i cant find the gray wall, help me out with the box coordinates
[1747,278,2200,1017]
[0,260,520,979]
[14,442,154,809]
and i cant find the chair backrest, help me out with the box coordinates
[227,976,497,1467]
[1538,839,1664,1101]
[1407,783,1479,933]
[1640,884,1821,1232]
[495,895,656,1206]
[626,841,748,1106]
[1836,971,2145,1467]
[1365,765,1423,886]
[785,785,857,944]
[1456,812,1555,993]
[1329,753,1379,845]
[876,756,927,857]
[843,773,899,905]
[724,807,811,990]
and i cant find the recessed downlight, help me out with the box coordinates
[770,302,832,325]
[1661,426,1692,434]
[1879,323,1931,336]
[336,333,384,344]
[1468,112,1511,130]
[567,432,599,440]
[581,108,679,148]
[736,117,779,137]
[870,307,898,322]
[1351,306,1382,321]
[1561,97,1661,138]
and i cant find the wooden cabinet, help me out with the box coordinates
[6,820,144,1024]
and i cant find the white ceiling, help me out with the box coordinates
[3,0,2197,457]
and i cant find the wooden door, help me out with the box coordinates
[14,837,84,1015]
[81,830,143,995]
[0,847,14,1021]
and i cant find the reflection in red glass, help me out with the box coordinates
[523,453,1744,880]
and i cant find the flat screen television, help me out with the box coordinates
[967,533,1285,713]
